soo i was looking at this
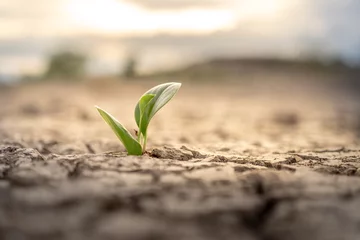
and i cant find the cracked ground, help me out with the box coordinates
[1,76,360,240]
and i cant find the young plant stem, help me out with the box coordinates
[137,132,147,153]
[142,134,147,153]
[137,132,142,143]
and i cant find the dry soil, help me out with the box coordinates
[1,77,360,240]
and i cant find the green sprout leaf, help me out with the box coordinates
[95,106,142,155]
[135,82,181,137]
[95,82,181,155]
[139,94,155,116]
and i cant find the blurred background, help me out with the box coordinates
[1,0,360,81]
[1,0,360,154]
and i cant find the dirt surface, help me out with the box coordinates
[1,77,360,240]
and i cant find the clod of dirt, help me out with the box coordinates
[0,145,20,154]
[233,164,267,173]
[180,146,207,159]
[218,147,231,152]
[273,112,299,126]
[0,146,44,166]
[150,146,207,161]
[0,140,25,149]
[314,165,357,176]
[7,161,69,186]
[21,104,41,116]
[150,147,193,160]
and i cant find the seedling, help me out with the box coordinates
[95,82,181,155]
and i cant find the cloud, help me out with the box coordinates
[294,0,360,62]
[122,0,230,10]
[0,0,64,19]
[0,0,73,39]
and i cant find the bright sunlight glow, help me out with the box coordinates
[235,0,289,21]
[65,0,237,35]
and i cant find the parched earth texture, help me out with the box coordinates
[1,76,360,240]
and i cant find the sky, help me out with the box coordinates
[0,0,360,79]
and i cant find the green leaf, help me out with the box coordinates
[139,94,155,116]
[95,106,142,155]
[134,82,181,136]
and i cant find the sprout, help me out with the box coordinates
[95,82,181,155]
